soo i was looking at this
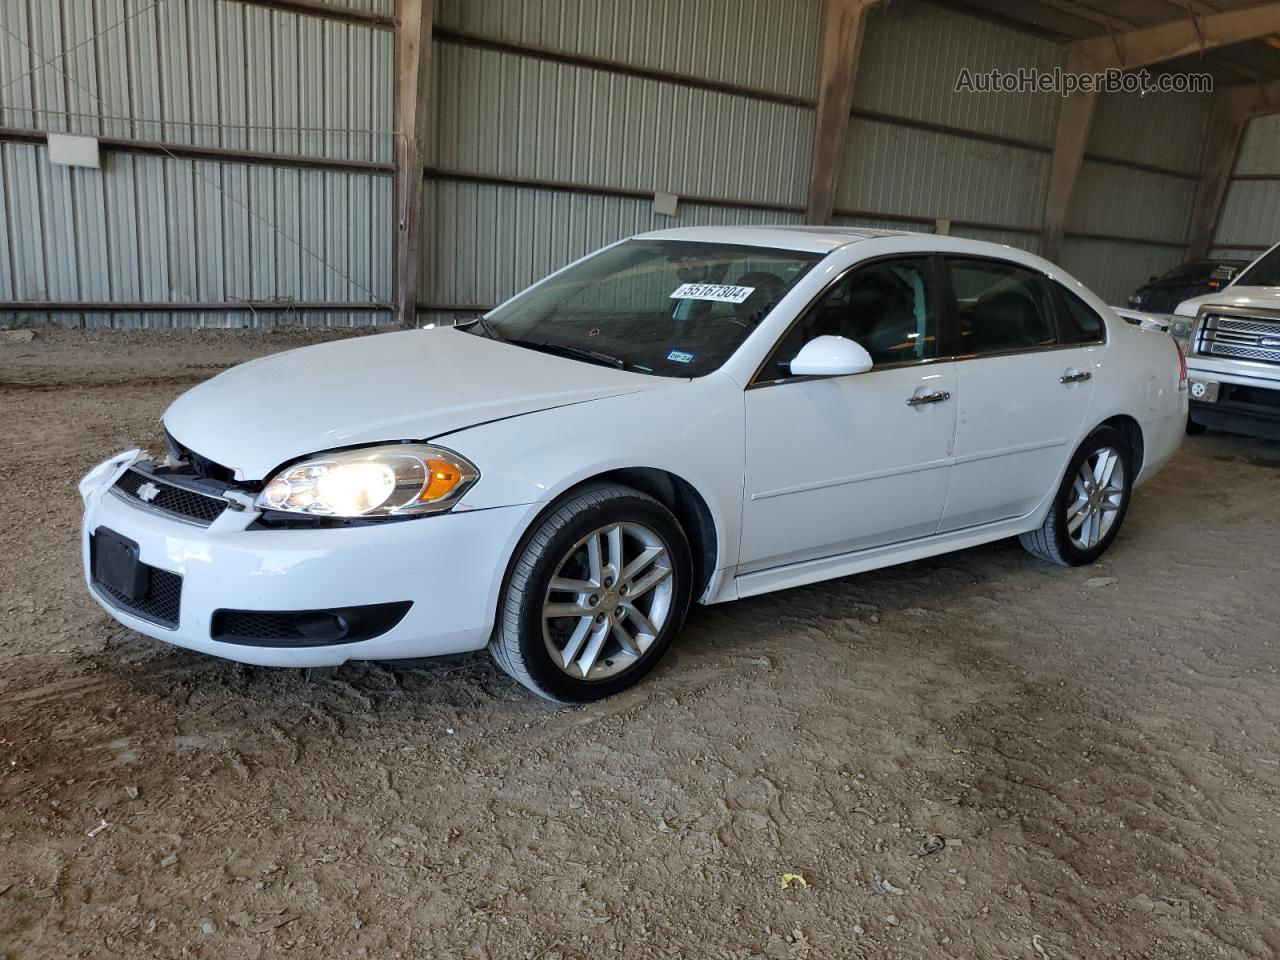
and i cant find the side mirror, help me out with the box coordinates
[788,335,874,377]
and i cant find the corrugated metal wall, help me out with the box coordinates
[0,0,393,159]
[0,141,390,316]
[1061,89,1213,303]
[832,2,1056,258]
[424,180,802,311]
[0,0,393,326]
[435,0,820,100]
[422,0,821,313]
[853,2,1060,144]
[1211,113,1280,261]
[0,0,1230,325]
[429,44,812,207]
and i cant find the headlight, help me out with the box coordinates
[255,444,478,518]
[1170,319,1193,342]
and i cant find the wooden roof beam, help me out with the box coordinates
[1072,3,1280,71]
[1187,79,1280,258]
[1041,3,1280,262]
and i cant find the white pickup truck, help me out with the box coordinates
[1170,242,1280,440]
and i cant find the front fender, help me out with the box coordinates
[437,373,746,580]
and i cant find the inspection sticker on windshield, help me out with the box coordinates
[666,350,695,364]
[669,283,755,304]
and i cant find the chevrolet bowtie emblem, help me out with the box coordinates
[136,481,162,503]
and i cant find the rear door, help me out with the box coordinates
[937,257,1100,533]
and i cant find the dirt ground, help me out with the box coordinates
[1,327,1279,960]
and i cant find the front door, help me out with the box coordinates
[739,256,958,573]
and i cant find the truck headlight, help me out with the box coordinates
[256,444,478,518]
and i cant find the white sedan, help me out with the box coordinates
[80,227,1187,701]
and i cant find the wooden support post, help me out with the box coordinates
[1186,103,1247,260]
[805,0,871,225]
[1040,85,1097,264]
[1187,79,1280,259]
[393,0,433,327]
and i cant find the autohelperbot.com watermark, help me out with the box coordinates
[955,67,1213,97]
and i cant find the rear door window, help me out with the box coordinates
[946,258,1058,356]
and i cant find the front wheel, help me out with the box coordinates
[489,483,692,703]
[1019,426,1134,566]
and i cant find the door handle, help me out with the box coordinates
[1059,370,1092,384]
[906,390,951,406]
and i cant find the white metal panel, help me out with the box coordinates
[435,0,822,100]
[855,0,1061,147]
[0,141,391,312]
[431,42,813,208]
[0,0,36,130]
[0,0,393,162]
[308,0,394,14]
[422,179,803,308]
[0,309,392,329]
[1067,161,1197,242]
[1213,179,1280,249]
[1087,90,1212,175]
[1234,114,1280,177]
[1059,237,1185,306]
[836,118,1049,229]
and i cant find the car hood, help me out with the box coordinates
[1174,285,1280,317]
[163,327,667,480]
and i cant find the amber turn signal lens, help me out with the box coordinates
[421,458,464,501]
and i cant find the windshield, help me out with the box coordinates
[1234,245,1280,287]
[1158,261,1218,284]
[475,240,822,377]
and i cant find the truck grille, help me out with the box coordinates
[1194,314,1280,366]
[112,467,229,526]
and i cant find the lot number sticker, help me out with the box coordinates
[669,283,755,304]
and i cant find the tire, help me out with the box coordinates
[1185,415,1208,436]
[1019,426,1134,567]
[489,483,693,703]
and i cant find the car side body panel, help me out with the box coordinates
[434,371,748,604]
[439,233,1185,608]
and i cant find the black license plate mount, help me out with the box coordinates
[94,527,149,600]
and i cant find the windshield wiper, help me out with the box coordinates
[504,338,627,370]
[457,315,503,340]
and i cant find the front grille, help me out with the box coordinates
[89,536,182,629]
[113,468,228,526]
[1195,314,1280,366]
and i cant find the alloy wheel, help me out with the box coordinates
[1066,446,1126,551]
[542,522,674,680]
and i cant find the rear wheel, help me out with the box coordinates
[1019,426,1133,566]
[489,483,692,703]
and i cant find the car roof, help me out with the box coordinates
[634,224,912,254]
[629,224,1068,278]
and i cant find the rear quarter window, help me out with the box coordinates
[1055,286,1107,344]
